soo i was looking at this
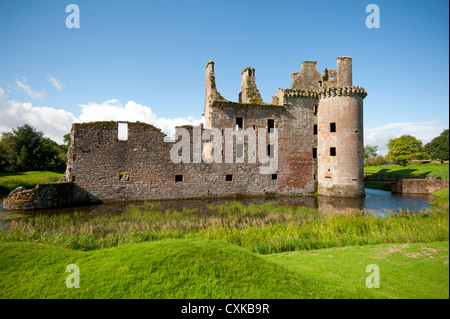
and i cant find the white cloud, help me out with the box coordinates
[364,121,447,155]
[16,78,46,99]
[48,77,64,91]
[78,99,202,139]
[0,88,75,144]
[0,89,202,144]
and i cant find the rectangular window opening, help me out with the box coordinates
[236,144,244,158]
[313,148,317,159]
[312,105,318,115]
[268,119,275,133]
[235,117,243,131]
[267,144,275,158]
[118,122,128,141]
[271,174,277,180]
[313,125,318,135]
[175,175,183,182]
[120,171,130,182]
[226,174,233,181]
[330,122,336,132]
[330,147,336,156]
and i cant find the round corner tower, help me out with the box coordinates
[317,56,367,197]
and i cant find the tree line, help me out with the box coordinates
[364,129,449,166]
[0,124,70,173]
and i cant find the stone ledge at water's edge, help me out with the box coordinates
[391,179,449,194]
[1,182,95,211]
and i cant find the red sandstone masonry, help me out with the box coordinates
[3,56,368,210]
[64,120,283,202]
[64,57,365,202]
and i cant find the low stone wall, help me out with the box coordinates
[2,182,92,211]
[391,179,449,194]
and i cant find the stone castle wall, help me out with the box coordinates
[64,120,285,202]
[3,56,371,210]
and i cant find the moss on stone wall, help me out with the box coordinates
[72,121,162,135]
[212,100,284,110]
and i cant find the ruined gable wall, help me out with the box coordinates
[291,61,322,91]
[210,100,316,194]
[65,121,175,201]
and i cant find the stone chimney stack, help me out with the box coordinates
[337,56,352,87]
[239,67,264,104]
[204,61,226,129]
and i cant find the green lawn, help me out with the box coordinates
[364,162,449,176]
[264,241,449,299]
[364,162,449,190]
[0,239,447,299]
[0,171,64,195]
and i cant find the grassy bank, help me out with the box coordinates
[0,239,448,299]
[0,171,64,195]
[364,162,449,191]
[1,202,448,254]
[431,188,449,209]
[364,162,449,176]
[0,171,448,299]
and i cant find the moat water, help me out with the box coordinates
[0,188,434,221]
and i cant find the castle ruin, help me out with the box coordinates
[3,56,368,210]
[64,56,367,203]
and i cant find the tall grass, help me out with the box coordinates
[1,201,448,253]
[430,188,449,210]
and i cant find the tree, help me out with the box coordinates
[424,129,449,163]
[0,124,67,172]
[364,145,378,158]
[386,134,428,166]
[0,140,7,172]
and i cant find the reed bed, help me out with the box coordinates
[1,201,448,254]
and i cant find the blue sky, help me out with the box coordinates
[0,0,448,154]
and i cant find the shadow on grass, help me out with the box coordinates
[0,172,26,177]
[377,168,432,176]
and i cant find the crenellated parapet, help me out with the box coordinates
[318,86,367,99]
[283,89,320,99]
[281,86,367,100]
